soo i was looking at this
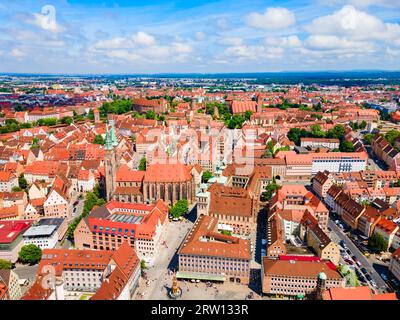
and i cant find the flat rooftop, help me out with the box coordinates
[23,225,57,237]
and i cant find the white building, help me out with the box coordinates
[23,225,58,249]
[311,153,368,175]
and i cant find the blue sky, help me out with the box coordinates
[0,0,399,74]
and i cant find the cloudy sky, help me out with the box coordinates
[0,0,399,74]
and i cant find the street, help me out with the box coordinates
[328,220,389,291]
[134,219,193,300]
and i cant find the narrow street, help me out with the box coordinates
[328,220,388,291]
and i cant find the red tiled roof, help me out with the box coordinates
[0,220,32,244]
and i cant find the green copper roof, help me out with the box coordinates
[104,123,113,151]
[110,120,118,147]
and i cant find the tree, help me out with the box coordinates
[169,199,189,218]
[368,233,388,253]
[244,110,253,121]
[326,125,345,139]
[138,157,147,171]
[0,259,12,269]
[145,110,156,120]
[18,174,28,190]
[220,230,232,236]
[339,140,355,152]
[260,180,279,202]
[385,129,400,146]
[310,124,325,138]
[12,186,22,192]
[60,116,73,125]
[67,188,106,241]
[140,260,146,270]
[93,134,105,145]
[18,244,42,265]
[363,133,374,145]
[287,128,301,145]
[87,108,95,120]
[202,171,213,183]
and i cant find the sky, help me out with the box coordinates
[0,0,399,74]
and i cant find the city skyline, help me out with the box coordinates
[0,0,399,74]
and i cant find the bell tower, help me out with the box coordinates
[104,121,118,201]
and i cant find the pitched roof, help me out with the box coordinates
[179,215,251,260]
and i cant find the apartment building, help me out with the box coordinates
[300,211,340,265]
[178,215,251,284]
[312,171,334,198]
[389,248,400,283]
[43,188,71,219]
[300,137,340,150]
[74,200,169,264]
[0,220,32,263]
[0,269,22,300]
[24,242,141,300]
[261,255,345,298]
[0,172,18,192]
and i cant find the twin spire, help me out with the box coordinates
[105,120,118,150]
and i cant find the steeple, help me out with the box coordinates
[104,122,113,151]
[109,120,118,147]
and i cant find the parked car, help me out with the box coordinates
[366,274,372,281]
[361,268,368,275]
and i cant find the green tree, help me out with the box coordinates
[260,180,279,202]
[368,233,388,253]
[140,260,146,270]
[12,186,22,192]
[18,244,42,265]
[18,174,28,190]
[67,188,106,241]
[0,259,13,269]
[310,124,325,138]
[339,140,355,152]
[287,128,301,145]
[60,116,73,125]
[363,133,374,145]
[326,125,345,139]
[202,171,213,183]
[244,110,253,121]
[87,108,95,120]
[145,110,156,120]
[169,199,189,218]
[138,157,147,171]
[93,134,105,145]
[385,130,400,146]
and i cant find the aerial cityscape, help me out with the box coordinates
[0,0,400,308]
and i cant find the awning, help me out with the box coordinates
[176,271,226,282]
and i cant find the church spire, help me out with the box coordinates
[104,122,113,151]
[110,120,118,147]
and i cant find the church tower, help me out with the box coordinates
[104,121,118,201]
[93,108,100,124]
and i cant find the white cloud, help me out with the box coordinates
[91,31,192,64]
[305,5,400,41]
[132,31,155,46]
[216,18,229,29]
[305,35,375,52]
[29,5,65,33]
[244,7,296,30]
[219,37,244,46]
[195,31,206,41]
[10,48,27,58]
[264,35,302,48]
[347,0,400,8]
